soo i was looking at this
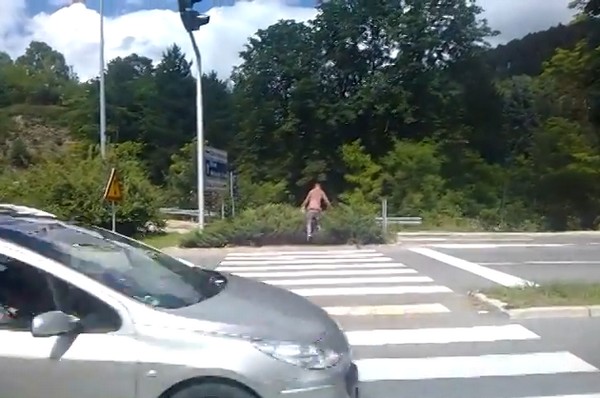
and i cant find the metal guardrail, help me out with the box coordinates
[376,216,422,225]
[161,208,422,225]
[160,208,219,218]
[160,208,196,216]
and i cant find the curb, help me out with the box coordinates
[468,291,600,319]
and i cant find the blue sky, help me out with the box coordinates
[27,0,318,16]
[2,0,575,81]
[26,0,208,16]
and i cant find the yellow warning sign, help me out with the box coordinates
[103,168,123,202]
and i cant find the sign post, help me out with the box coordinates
[229,170,235,218]
[103,168,123,232]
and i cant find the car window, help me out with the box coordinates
[0,254,121,333]
[0,220,226,309]
[0,255,55,330]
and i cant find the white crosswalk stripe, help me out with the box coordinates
[217,248,600,398]
[356,351,597,381]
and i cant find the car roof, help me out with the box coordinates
[0,204,57,219]
[0,204,60,234]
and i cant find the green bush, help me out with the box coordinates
[180,203,385,248]
[0,142,164,236]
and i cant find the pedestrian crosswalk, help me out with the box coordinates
[218,248,455,314]
[217,248,600,398]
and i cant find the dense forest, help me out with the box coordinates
[1,0,600,237]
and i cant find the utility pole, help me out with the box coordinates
[177,0,210,230]
[99,0,107,159]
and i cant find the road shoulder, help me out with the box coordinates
[470,284,600,319]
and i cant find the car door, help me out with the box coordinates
[0,247,139,398]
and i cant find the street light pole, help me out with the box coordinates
[177,0,210,230]
[99,0,107,159]
[188,31,205,230]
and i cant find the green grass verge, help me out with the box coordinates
[140,232,184,248]
[483,283,600,308]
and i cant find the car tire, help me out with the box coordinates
[170,382,257,398]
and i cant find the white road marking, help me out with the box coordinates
[410,247,533,287]
[225,253,385,260]
[262,275,433,286]
[229,268,417,278]
[291,285,452,297]
[398,238,449,241]
[223,249,378,256]
[324,303,450,316]
[429,243,571,249]
[220,257,393,265]
[527,260,600,265]
[346,324,539,346]
[356,351,598,381]
[402,238,533,242]
[218,262,406,272]
[514,395,600,398]
[479,260,600,266]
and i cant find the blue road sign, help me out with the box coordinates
[204,146,228,191]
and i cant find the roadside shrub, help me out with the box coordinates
[0,142,164,236]
[320,203,384,245]
[180,203,384,248]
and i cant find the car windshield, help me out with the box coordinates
[0,219,225,309]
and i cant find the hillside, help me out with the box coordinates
[486,19,600,77]
[0,105,72,168]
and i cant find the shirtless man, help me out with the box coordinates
[300,182,331,240]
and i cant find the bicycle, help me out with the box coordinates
[304,209,321,242]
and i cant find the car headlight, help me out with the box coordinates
[252,340,341,369]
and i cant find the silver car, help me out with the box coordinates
[0,205,359,398]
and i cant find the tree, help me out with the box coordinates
[0,142,164,235]
[339,140,383,209]
[571,0,600,17]
[232,20,322,193]
[15,41,73,81]
[381,140,455,217]
[143,44,195,183]
[3,0,600,236]
[202,71,235,151]
[529,117,600,229]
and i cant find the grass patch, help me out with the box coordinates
[483,283,600,308]
[140,232,184,248]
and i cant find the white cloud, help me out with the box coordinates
[0,0,576,82]
[0,0,28,54]
[480,0,575,45]
[1,0,317,81]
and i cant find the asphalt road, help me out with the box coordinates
[395,235,600,286]
[175,244,600,398]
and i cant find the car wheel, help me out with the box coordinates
[170,382,257,398]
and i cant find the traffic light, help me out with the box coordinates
[181,10,210,31]
[177,0,203,12]
[177,0,210,32]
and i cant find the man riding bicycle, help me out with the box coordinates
[300,182,331,241]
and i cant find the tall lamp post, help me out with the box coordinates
[99,0,107,159]
[177,0,210,230]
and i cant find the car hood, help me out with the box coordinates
[159,273,346,350]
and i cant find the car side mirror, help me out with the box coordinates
[31,310,82,338]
